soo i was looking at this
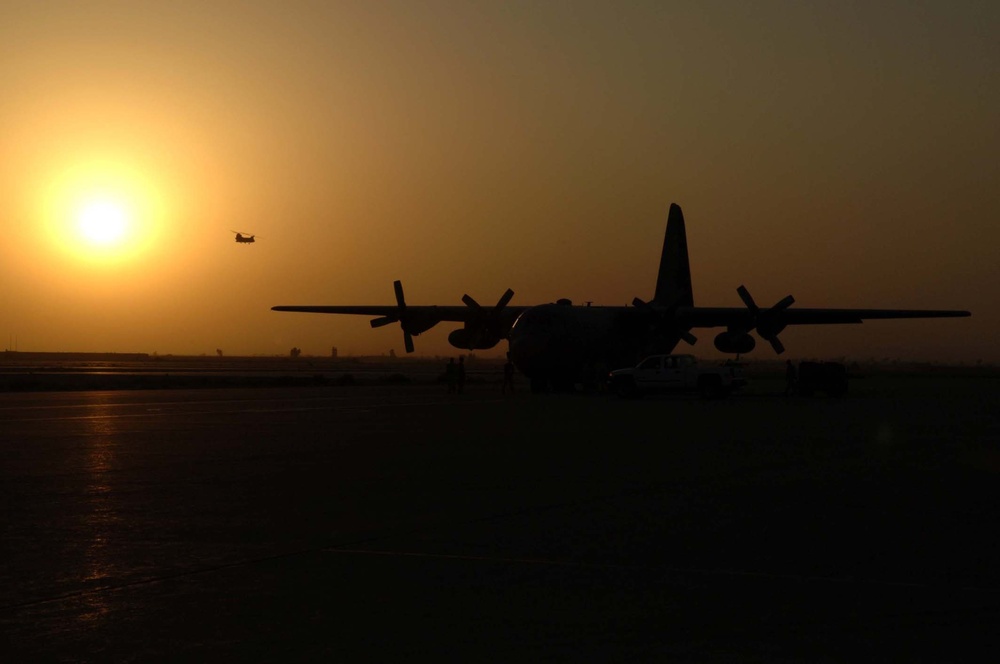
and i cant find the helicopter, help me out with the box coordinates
[231,231,257,244]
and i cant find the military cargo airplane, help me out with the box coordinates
[272,203,970,391]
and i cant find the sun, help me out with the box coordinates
[77,199,130,246]
[41,160,165,266]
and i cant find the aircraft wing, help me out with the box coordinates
[662,304,970,354]
[270,305,530,323]
[272,279,531,354]
[675,307,971,328]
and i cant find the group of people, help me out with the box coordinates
[444,354,517,394]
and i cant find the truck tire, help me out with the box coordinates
[615,377,640,399]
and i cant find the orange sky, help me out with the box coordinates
[1,2,996,362]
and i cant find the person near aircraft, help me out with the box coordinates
[502,353,516,394]
[785,359,798,396]
[594,359,609,393]
[446,358,457,393]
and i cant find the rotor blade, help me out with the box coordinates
[768,336,786,354]
[494,289,514,311]
[370,316,397,329]
[393,280,406,308]
[462,294,481,309]
[772,295,795,311]
[736,285,758,312]
[403,331,415,354]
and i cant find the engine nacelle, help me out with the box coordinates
[448,328,502,350]
[714,331,756,354]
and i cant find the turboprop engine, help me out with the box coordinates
[714,331,756,354]
[448,328,502,350]
[448,288,516,350]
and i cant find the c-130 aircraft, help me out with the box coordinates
[272,203,970,392]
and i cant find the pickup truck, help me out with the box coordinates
[608,354,747,398]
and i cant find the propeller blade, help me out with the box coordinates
[370,316,397,328]
[772,294,795,311]
[403,331,415,354]
[736,285,758,312]
[768,336,785,354]
[462,294,481,309]
[494,289,514,311]
[393,280,406,308]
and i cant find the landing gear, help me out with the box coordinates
[529,375,577,394]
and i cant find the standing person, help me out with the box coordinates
[457,356,466,394]
[594,360,608,394]
[446,358,457,393]
[784,359,797,396]
[502,353,515,394]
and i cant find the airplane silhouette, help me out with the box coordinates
[272,203,970,391]
[232,231,256,243]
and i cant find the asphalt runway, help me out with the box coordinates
[2,377,998,661]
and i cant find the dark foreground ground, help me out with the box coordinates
[1,371,998,661]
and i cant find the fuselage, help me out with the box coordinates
[508,302,680,387]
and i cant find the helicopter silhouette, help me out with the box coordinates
[231,231,257,244]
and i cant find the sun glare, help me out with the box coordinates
[42,160,164,266]
[77,199,130,246]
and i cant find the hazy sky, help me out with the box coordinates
[2,1,996,361]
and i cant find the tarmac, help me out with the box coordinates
[1,371,998,661]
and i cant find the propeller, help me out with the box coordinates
[736,285,794,354]
[459,288,515,346]
[369,280,415,353]
[463,289,514,323]
[632,297,697,346]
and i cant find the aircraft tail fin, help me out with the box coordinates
[653,203,694,308]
